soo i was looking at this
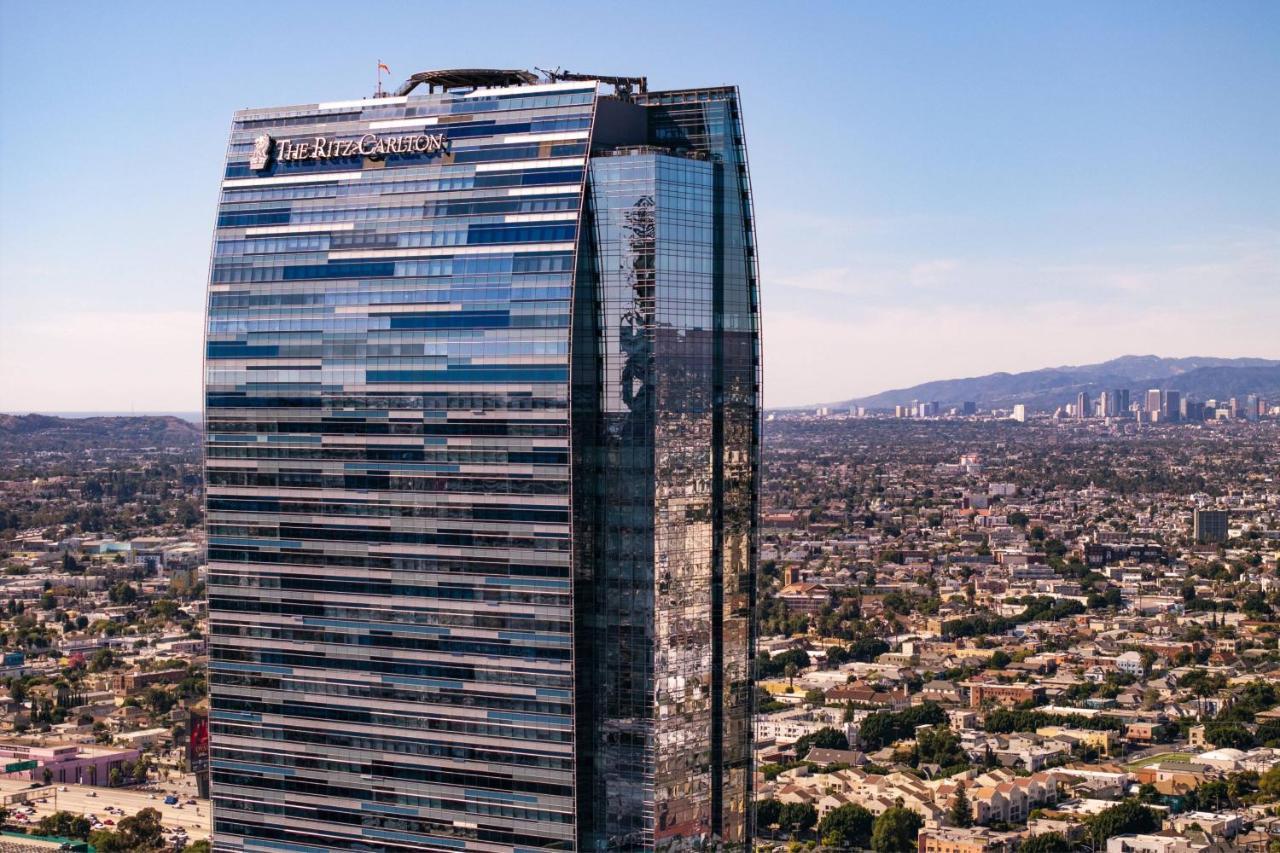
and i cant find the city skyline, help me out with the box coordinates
[2,5,1280,853]
[2,2,1277,412]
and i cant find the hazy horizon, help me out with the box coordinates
[6,353,1279,418]
[2,2,1277,411]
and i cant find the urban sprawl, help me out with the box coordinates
[0,392,1278,852]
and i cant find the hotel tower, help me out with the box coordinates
[203,68,760,852]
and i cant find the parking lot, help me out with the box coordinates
[0,778,210,842]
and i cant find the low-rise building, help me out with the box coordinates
[917,827,1015,853]
[0,742,140,786]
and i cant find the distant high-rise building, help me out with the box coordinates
[1146,389,1162,414]
[204,68,759,851]
[962,401,976,415]
[1012,404,1027,423]
[1162,390,1181,423]
[1246,394,1260,422]
[1194,509,1230,544]
[1076,391,1091,419]
[1117,389,1130,413]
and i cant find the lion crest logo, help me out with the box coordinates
[249,134,273,171]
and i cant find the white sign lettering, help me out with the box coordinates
[251,132,450,169]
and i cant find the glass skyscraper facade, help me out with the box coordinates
[204,70,760,852]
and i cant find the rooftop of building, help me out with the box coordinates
[233,67,660,117]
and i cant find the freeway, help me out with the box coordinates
[0,777,210,841]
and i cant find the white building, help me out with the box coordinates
[1106,835,1198,853]
[1116,651,1145,677]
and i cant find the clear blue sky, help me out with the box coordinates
[1,1,1277,410]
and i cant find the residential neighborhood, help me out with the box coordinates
[751,412,1280,851]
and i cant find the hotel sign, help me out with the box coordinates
[250,131,449,169]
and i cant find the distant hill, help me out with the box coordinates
[0,413,200,453]
[823,355,1280,412]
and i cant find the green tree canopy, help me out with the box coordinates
[755,798,782,829]
[1019,832,1072,853]
[778,801,818,834]
[871,806,924,852]
[89,806,167,852]
[36,810,92,839]
[947,784,973,827]
[819,803,874,849]
[1203,721,1255,750]
[793,726,849,759]
[1088,801,1159,842]
[858,702,946,749]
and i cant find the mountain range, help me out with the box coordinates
[0,413,200,453]
[822,355,1280,412]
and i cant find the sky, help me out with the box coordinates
[1,1,1277,411]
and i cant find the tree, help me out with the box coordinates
[778,801,817,835]
[91,806,166,852]
[793,726,849,759]
[858,703,946,749]
[756,648,810,679]
[755,798,783,831]
[1088,802,1158,845]
[871,806,924,852]
[850,636,890,662]
[917,726,967,769]
[36,810,93,839]
[1195,780,1229,811]
[89,647,118,672]
[1260,765,1280,798]
[183,842,212,853]
[108,582,138,606]
[819,803,874,849]
[947,784,973,827]
[1204,722,1255,750]
[1019,833,1072,853]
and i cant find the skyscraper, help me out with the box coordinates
[1194,509,1230,544]
[203,69,760,851]
[1099,390,1113,417]
[1076,391,1091,419]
